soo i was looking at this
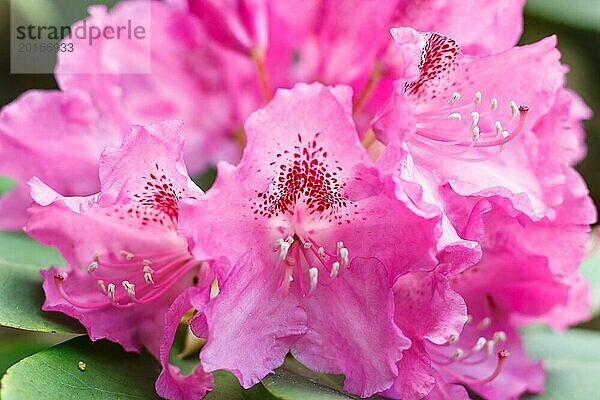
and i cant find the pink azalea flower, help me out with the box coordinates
[26,121,211,357]
[179,82,470,397]
[372,28,596,399]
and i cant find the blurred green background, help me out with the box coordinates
[0,0,598,396]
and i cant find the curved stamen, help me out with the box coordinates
[53,256,198,309]
[54,274,131,309]
[415,104,528,148]
[438,350,509,386]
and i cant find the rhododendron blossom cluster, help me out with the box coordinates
[0,1,595,399]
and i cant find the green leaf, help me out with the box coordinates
[1,335,162,400]
[523,328,600,399]
[206,371,277,400]
[0,231,64,266]
[0,176,16,195]
[525,0,600,33]
[0,334,51,377]
[261,357,383,400]
[0,258,83,333]
[581,233,600,317]
[192,167,217,191]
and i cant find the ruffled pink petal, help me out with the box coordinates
[393,0,525,55]
[98,120,203,208]
[241,83,368,190]
[179,161,273,266]
[292,257,410,397]
[378,144,481,275]
[423,372,469,400]
[385,272,467,399]
[381,342,435,400]
[0,89,115,229]
[41,266,192,353]
[394,272,467,345]
[156,287,213,400]
[517,272,592,331]
[197,253,307,388]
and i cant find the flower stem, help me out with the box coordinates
[251,48,273,103]
[361,128,376,148]
[353,63,382,116]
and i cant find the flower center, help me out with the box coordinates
[52,163,200,309]
[253,133,356,224]
[404,33,529,161]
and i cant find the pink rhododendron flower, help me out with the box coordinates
[179,83,473,397]
[0,1,240,229]
[371,28,596,399]
[0,0,524,229]
[0,1,595,399]
[26,121,212,355]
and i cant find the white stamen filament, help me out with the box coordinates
[449,91,461,105]
[447,112,462,120]
[339,247,349,267]
[107,283,116,302]
[493,331,507,343]
[120,250,134,261]
[88,261,98,273]
[491,98,498,110]
[454,349,464,360]
[97,280,107,294]
[486,339,497,356]
[474,91,482,105]
[330,261,340,278]
[122,280,136,299]
[470,111,480,128]
[309,267,318,292]
[472,126,480,141]
[143,265,154,285]
[318,247,325,258]
[478,317,491,329]
[510,100,519,118]
[473,337,487,352]
[276,236,294,261]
